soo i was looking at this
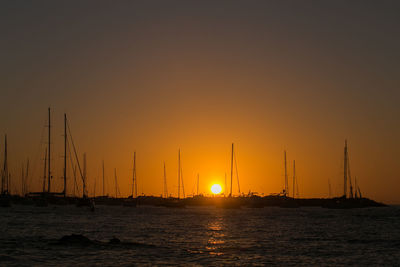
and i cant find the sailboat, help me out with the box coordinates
[280,158,300,208]
[123,152,138,207]
[32,108,53,206]
[163,161,168,198]
[29,108,70,206]
[161,150,185,208]
[0,135,11,207]
[93,160,111,205]
[322,140,386,209]
[76,153,94,210]
[219,143,241,209]
[66,115,93,210]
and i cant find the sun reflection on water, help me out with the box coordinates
[205,214,226,256]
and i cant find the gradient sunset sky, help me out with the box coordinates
[1,1,399,203]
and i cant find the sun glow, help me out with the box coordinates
[211,184,222,194]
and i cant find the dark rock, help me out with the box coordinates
[58,234,92,245]
[109,237,121,244]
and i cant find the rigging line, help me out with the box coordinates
[42,149,47,193]
[66,119,85,196]
[163,162,168,198]
[130,165,134,197]
[132,152,137,198]
[114,169,120,198]
[93,175,97,197]
[24,159,29,195]
[116,175,121,198]
[73,165,79,197]
[101,161,108,197]
[67,138,80,195]
[191,182,195,196]
[21,164,24,196]
[135,153,138,198]
[29,118,47,192]
[177,149,180,199]
[132,164,134,198]
[191,173,196,196]
[348,155,353,197]
[106,164,109,197]
[181,167,185,198]
[234,149,240,194]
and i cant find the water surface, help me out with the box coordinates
[1,205,399,265]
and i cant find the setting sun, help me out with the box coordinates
[211,184,222,194]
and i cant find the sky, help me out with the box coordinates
[1,1,399,203]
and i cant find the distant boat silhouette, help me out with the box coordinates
[0,135,11,207]
[280,159,299,208]
[218,143,241,209]
[124,152,138,207]
[76,153,95,211]
[29,108,72,206]
[322,140,386,209]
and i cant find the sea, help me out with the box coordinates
[1,205,399,266]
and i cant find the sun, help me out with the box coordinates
[211,184,222,194]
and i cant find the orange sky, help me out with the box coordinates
[0,1,399,203]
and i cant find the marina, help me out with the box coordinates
[0,109,386,210]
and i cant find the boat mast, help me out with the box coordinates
[93,175,96,197]
[2,135,8,194]
[132,152,136,198]
[67,119,85,198]
[133,151,137,198]
[224,173,227,196]
[284,150,288,197]
[7,173,10,195]
[234,147,240,194]
[181,166,185,198]
[114,168,118,198]
[63,113,67,197]
[47,107,51,193]
[230,143,234,197]
[21,164,24,196]
[354,176,358,198]
[6,135,8,194]
[102,160,105,196]
[197,173,199,196]
[163,162,168,198]
[83,153,86,198]
[42,149,47,193]
[328,178,332,198]
[1,138,2,194]
[135,152,138,197]
[25,159,29,196]
[178,149,180,199]
[343,140,348,198]
[73,165,77,197]
[0,138,2,193]
[293,160,296,198]
[348,156,353,198]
